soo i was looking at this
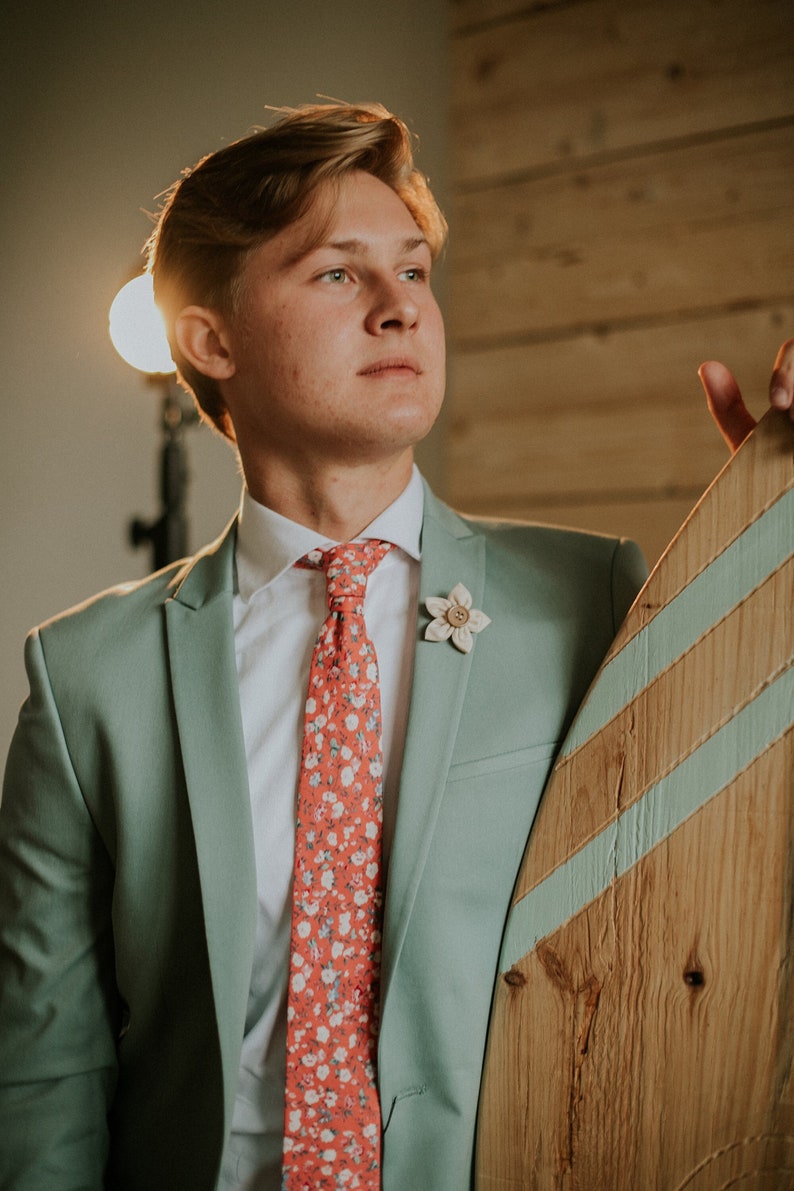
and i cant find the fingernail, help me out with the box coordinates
[770,386,789,408]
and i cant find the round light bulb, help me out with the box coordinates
[109,273,175,374]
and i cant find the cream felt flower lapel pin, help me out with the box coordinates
[424,583,491,654]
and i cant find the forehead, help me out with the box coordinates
[252,171,426,275]
[311,170,421,235]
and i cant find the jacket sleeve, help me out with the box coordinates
[0,629,119,1190]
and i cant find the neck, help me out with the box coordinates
[240,449,416,540]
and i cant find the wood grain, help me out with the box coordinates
[447,386,728,503]
[446,0,793,573]
[450,126,794,274]
[448,306,792,421]
[609,406,794,646]
[475,410,794,1189]
[477,732,794,1189]
[445,307,791,563]
[515,554,794,895]
[447,125,794,343]
[450,0,562,34]
[452,0,793,185]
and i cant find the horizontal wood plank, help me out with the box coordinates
[446,1,793,571]
[450,125,794,272]
[446,309,790,530]
[447,125,794,342]
[452,0,793,185]
[445,309,791,562]
[450,214,793,343]
[450,0,569,34]
[447,397,726,499]
[447,304,791,420]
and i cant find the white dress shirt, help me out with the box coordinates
[219,468,424,1191]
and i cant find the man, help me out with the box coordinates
[0,103,791,1191]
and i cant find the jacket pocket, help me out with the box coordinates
[446,740,559,784]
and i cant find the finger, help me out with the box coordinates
[698,360,756,453]
[769,337,794,414]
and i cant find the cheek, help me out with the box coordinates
[258,318,311,385]
[428,318,447,395]
[279,305,346,366]
[424,299,446,354]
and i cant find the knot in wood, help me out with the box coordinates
[503,967,527,988]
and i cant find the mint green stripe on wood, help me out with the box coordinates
[499,664,793,974]
[562,488,794,759]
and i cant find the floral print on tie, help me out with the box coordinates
[282,540,393,1191]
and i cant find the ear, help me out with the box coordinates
[174,306,236,380]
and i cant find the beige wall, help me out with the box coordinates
[447,0,793,561]
[1,2,448,760]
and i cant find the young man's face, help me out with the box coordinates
[218,169,446,474]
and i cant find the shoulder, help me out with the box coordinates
[435,497,646,582]
[479,512,645,576]
[423,480,628,554]
[422,488,647,632]
[32,519,237,661]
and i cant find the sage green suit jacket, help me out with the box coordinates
[0,485,646,1190]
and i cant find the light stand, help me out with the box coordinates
[129,375,198,571]
[109,271,198,571]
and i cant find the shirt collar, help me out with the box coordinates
[236,465,424,602]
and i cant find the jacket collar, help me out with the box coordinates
[168,516,238,609]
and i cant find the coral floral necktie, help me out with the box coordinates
[282,540,393,1191]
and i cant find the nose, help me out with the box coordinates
[364,276,419,335]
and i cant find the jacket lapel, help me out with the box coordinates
[164,519,257,1123]
[381,486,485,996]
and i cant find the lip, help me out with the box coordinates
[358,357,421,377]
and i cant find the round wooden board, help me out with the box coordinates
[476,409,794,1191]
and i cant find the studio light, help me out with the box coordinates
[108,273,175,375]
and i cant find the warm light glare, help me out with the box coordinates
[109,273,175,374]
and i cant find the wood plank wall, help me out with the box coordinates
[446,0,794,565]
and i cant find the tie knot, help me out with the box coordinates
[301,540,393,604]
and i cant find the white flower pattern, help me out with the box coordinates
[283,541,392,1190]
[424,582,491,653]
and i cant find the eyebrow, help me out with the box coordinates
[283,234,429,270]
[321,236,429,256]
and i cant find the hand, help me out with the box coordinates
[699,337,794,453]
